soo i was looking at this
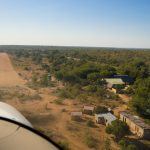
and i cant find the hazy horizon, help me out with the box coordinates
[0,0,150,48]
[1,44,150,50]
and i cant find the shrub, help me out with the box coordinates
[126,144,137,150]
[18,93,41,101]
[104,138,111,150]
[85,134,97,148]
[106,120,129,141]
[86,85,97,92]
[131,78,150,118]
[77,94,88,103]
[59,89,72,99]
[119,139,127,150]
[119,139,138,150]
[58,141,70,150]
[61,108,66,112]
[54,98,64,105]
[40,74,50,87]
[95,106,108,114]
[86,120,95,127]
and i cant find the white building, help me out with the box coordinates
[95,113,116,126]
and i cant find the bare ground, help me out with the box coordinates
[0,53,24,87]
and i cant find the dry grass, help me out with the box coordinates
[0,87,41,102]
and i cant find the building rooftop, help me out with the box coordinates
[120,111,150,129]
[107,83,113,88]
[113,75,134,83]
[71,112,82,116]
[95,113,116,124]
[105,78,124,85]
[83,106,94,111]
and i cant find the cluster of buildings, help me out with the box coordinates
[70,106,150,139]
[69,75,150,139]
[70,106,94,121]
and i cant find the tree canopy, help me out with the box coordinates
[106,120,129,141]
[131,78,150,118]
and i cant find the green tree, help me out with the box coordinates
[58,141,70,150]
[95,106,108,114]
[100,65,116,77]
[40,74,50,87]
[55,71,63,80]
[86,120,95,127]
[119,139,127,150]
[120,60,149,79]
[87,72,101,83]
[126,144,137,150]
[106,120,129,141]
[119,139,138,150]
[131,78,150,118]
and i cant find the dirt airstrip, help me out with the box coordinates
[0,53,24,87]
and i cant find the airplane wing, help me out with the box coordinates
[0,102,60,150]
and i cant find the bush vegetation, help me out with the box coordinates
[86,120,95,127]
[54,98,64,105]
[84,133,97,148]
[106,120,129,141]
[131,78,150,118]
[58,141,70,150]
[3,46,150,119]
[94,106,108,114]
[119,139,138,150]
[104,138,111,150]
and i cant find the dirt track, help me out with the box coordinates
[0,53,24,87]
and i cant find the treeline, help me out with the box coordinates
[131,78,150,119]
[48,51,150,118]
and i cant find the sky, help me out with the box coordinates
[0,0,150,48]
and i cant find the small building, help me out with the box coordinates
[105,78,125,93]
[120,111,150,139]
[95,113,116,126]
[71,112,82,121]
[83,106,95,115]
[113,75,134,85]
[105,78,125,85]
[108,107,113,114]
